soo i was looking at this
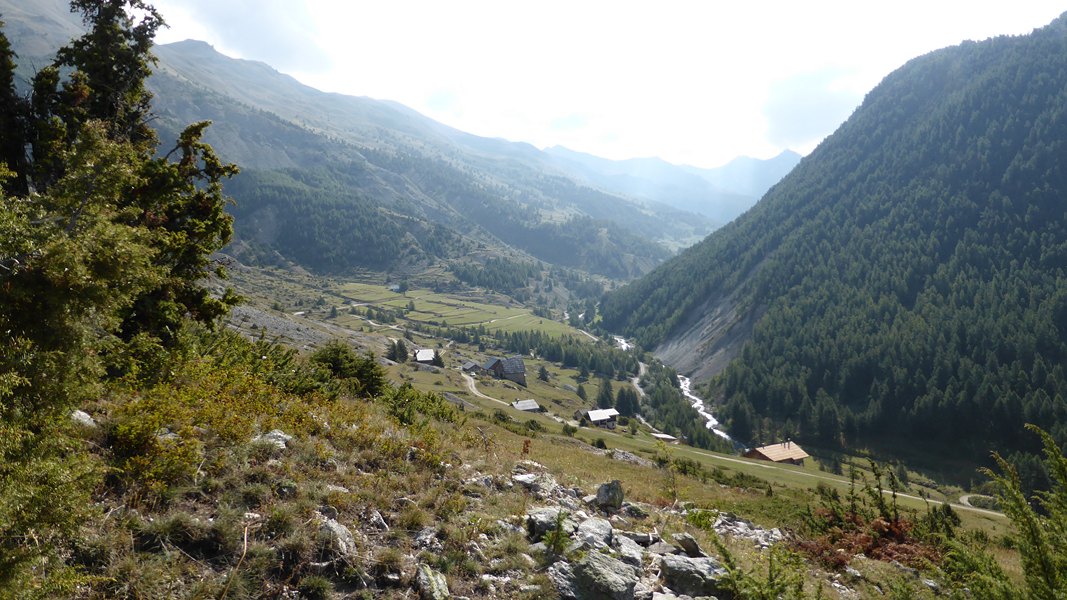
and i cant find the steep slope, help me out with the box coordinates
[2,0,709,280]
[148,40,684,278]
[601,14,1067,455]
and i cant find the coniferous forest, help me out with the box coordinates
[602,15,1067,459]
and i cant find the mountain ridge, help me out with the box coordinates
[601,12,1067,455]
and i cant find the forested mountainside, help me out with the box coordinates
[5,0,767,281]
[601,14,1067,458]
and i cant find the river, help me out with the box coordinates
[677,376,734,442]
[612,336,734,443]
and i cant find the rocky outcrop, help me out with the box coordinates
[713,512,784,548]
[415,563,450,600]
[658,554,730,598]
[595,480,625,512]
[550,550,638,600]
[253,429,293,449]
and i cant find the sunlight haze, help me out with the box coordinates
[151,1,1065,167]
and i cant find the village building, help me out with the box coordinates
[575,408,620,429]
[482,356,527,387]
[413,348,436,363]
[460,360,480,372]
[743,441,809,466]
[650,433,679,444]
[511,399,542,412]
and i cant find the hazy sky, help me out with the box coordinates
[151,1,1065,168]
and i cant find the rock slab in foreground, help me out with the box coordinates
[658,553,730,598]
[550,550,639,600]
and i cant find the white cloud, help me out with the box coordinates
[151,0,1066,167]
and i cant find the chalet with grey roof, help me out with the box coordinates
[482,356,527,386]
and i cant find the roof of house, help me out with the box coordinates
[481,357,502,371]
[414,349,436,362]
[511,399,541,411]
[587,408,620,422]
[461,361,479,371]
[750,441,809,462]
[651,433,678,442]
[501,356,526,375]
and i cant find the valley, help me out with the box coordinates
[3,1,1067,597]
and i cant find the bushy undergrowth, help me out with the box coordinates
[794,461,957,570]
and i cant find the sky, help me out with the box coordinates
[150,1,1066,169]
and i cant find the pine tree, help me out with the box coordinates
[596,377,614,409]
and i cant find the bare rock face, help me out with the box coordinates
[595,480,625,512]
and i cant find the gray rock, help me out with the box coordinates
[658,554,728,598]
[614,534,645,569]
[253,429,293,449]
[671,532,705,557]
[619,531,659,546]
[921,578,940,594]
[70,409,97,428]
[513,473,539,489]
[651,593,682,600]
[596,480,625,512]
[714,512,784,548]
[548,561,581,599]
[319,517,358,562]
[891,560,919,578]
[527,507,578,541]
[367,509,389,531]
[416,563,450,600]
[415,527,443,553]
[577,517,614,548]
[622,503,650,519]
[844,565,863,580]
[647,541,680,555]
[609,449,656,468]
[551,551,639,599]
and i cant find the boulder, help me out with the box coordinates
[670,532,705,557]
[527,507,578,541]
[646,541,680,555]
[658,554,729,598]
[319,517,359,562]
[595,480,625,512]
[613,534,645,569]
[550,551,639,599]
[367,510,390,531]
[416,563,450,600]
[577,517,613,548]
